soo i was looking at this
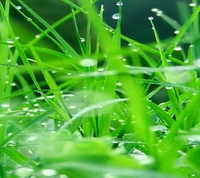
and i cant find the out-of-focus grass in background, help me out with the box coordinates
[1,0,200,177]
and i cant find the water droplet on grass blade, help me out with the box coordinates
[80,58,97,67]
[156,10,163,16]
[148,16,154,20]
[165,85,173,90]
[116,1,123,6]
[174,30,179,34]
[27,18,32,21]
[41,169,57,177]
[15,168,33,177]
[80,37,85,42]
[1,104,9,108]
[174,46,182,51]
[151,8,159,12]
[112,13,120,20]
[15,6,22,10]
[189,3,196,7]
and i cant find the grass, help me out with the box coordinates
[0,0,200,177]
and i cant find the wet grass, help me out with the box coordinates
[0,0,200,177]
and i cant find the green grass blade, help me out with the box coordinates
[17,0,79,58]
[165,5,200,56]
[0,109,53,147]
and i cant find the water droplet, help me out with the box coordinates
[194,59,200,66]
[174,30,179,34]
[7,39,14,44]
[156,10,163,16]
[80,58,97,67]
[174,46,182,51]
[15,168,33,177]
[165,86,173,90]
[116,1,123,6]
[189,3,196,7]
[112,13,120,20]
[151,8,159,12]
[184,59,189,64]
[148,16,154,20]
[69,105,77,109]
[116,82,122,86]
[34,103,39,107]
[98,68,104,72]
[15,6,22,10]
[35,34,40,38]
[27,18,32,22]
[11,83,16,86]
[59,175,68,178]
[80,37,85,42]
[1,104,9,108]
[23,107,29,111]
[40,169,57,177]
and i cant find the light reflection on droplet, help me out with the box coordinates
[80,37,85,42]
[23,107,29,111]
[27,18,32,21]
[15,168,33,177]
[116,1,123,6]
[1,104,9,108]
[151,8,159,12]
[40,169,57,177]
[148,16,154,20]
[15,6,22,10]
[156,10,163,16]
[189,3,196,7]
[174,46,182,51]
[80,58,97,67]
[174,30,179,34]
[112,13,120,20]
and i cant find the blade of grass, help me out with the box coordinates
[17,0,79,58]
[149,17,181,117]
[165,5,200,56]
[0,109,54,147]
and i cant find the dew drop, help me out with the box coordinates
[80,37,85,42]
[1,104,9,108]
[7,39,14,44]
[40,169,57,177]
[165,86,173,90]
[189,3,196,7]
[194,59,200,67]
[35,34,40,38]
[174,30,179,34]
[69,105,77,109]
[15,6,22,10]
[112,13,120,20]
[174,46,182,51]
[116,1,123,6]
[184,59,189,64]
[80,58,97,67]
[98,68,104,72]
[27,18,32,22]
[148,16,154,20]
[156,10,163,16]
[11,83,16,86]
[151,8,159,12]
[59,175,68,178]
[15,168,33,177]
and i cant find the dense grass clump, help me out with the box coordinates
[1,0,200,177]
